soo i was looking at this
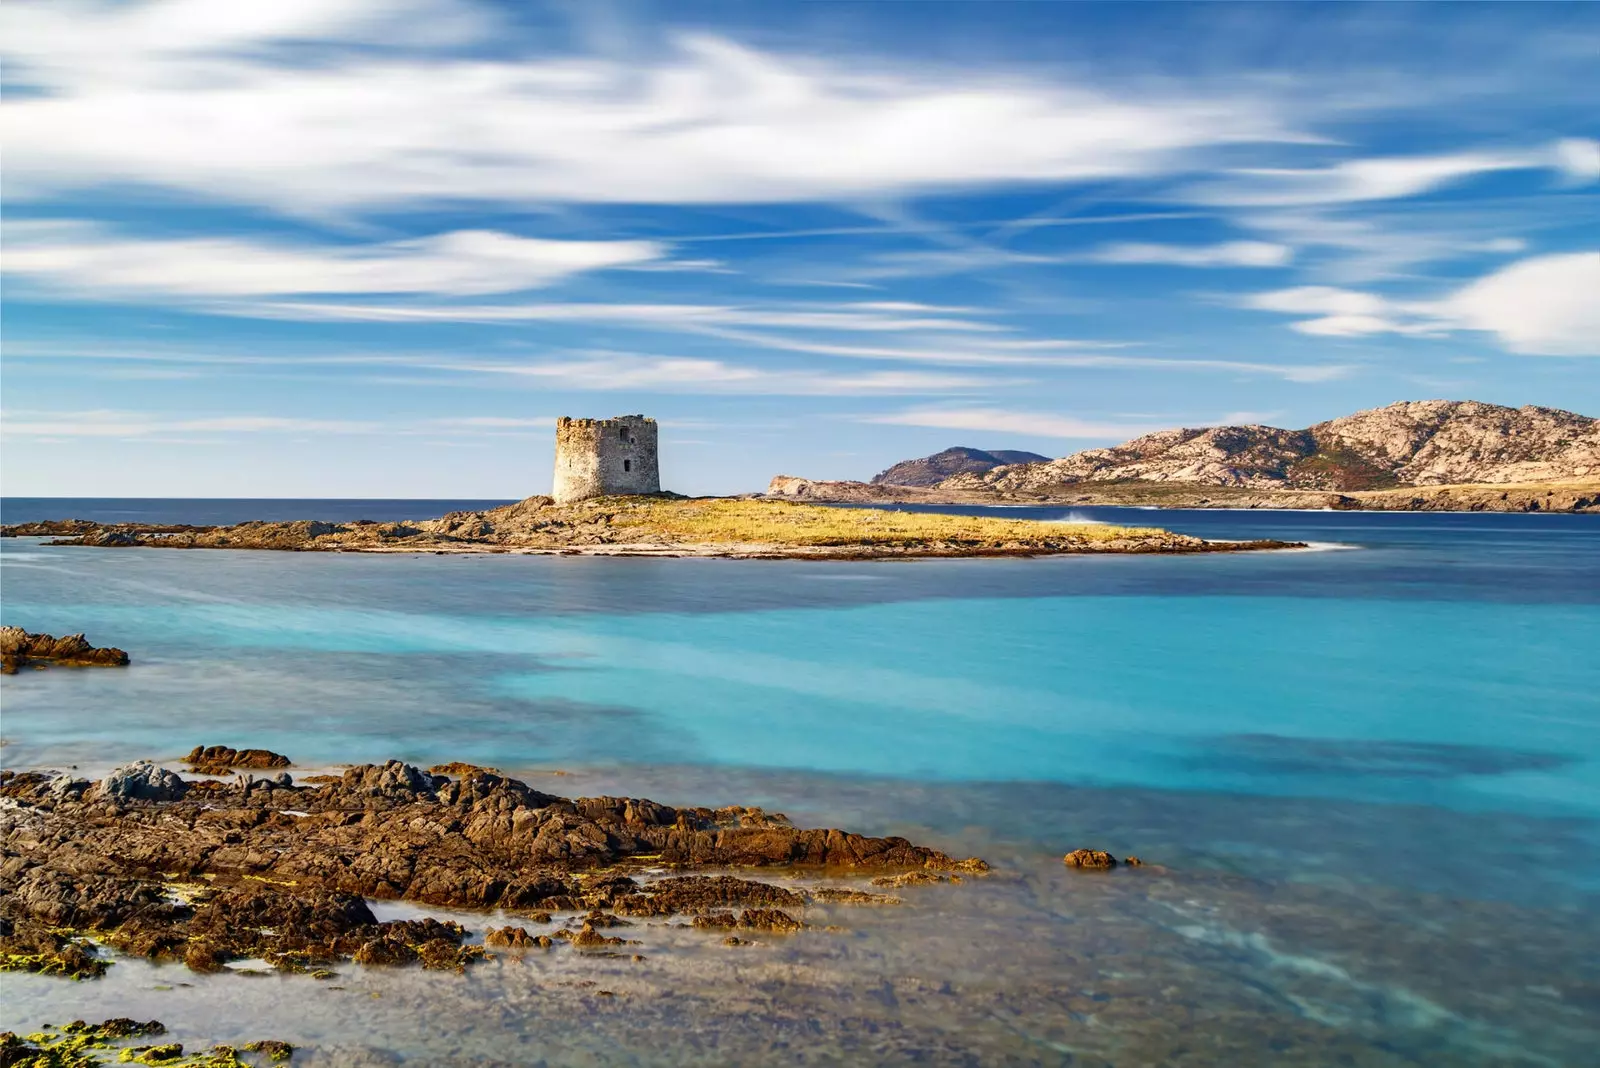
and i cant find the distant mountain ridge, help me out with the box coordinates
[939,401,1599,493]
[871,446,1051,487]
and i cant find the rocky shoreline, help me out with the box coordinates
[766,475,1600,513]
[0,496,1302,557]
[0,751,1001,985]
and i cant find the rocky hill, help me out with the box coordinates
[871,446,1050,487]
[941,401,1599,494]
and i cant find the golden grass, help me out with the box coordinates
[598,498,1166,546]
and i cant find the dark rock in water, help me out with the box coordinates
[736,908,803,932]
[184,745,292,772]
[244,1039,296,1062]
[0,626,129,674]
[91,762,189,803]
[1063,849,1119,870]
[616,874,803,916]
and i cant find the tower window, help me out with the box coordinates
[624,460,632,472]
[620,427,629,441]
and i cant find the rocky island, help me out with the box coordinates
[1,496,1298,558]
[771,401,1600,512]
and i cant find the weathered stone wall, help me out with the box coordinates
[552,415,661,503]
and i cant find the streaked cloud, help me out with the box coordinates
[3,222,665,297]
[1189,141,1598,207]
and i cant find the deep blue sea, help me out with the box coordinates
[2,499,1597,1065]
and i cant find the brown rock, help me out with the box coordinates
[1063,849,1118,870]
[184,746,291,770]
[0,626,129,672]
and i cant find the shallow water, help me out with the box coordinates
[2,505,1597,1064]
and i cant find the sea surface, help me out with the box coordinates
[2,500,1597,1065]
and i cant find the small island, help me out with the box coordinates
[0,417,1302,557]
[2,495,1297,558]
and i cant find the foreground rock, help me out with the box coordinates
[0,756,986,979]
[0,497,1299,558]
[0,627,129,675]
[0,1019,295,1066]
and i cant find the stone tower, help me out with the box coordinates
[551,415,661,504]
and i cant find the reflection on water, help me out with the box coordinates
[2,508,1598,1063]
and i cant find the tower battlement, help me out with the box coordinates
[552,414,661,504]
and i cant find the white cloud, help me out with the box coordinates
[1086,241,1292,268]
[1244,286,1390,317]
[2,222,664,297]
[1243,252,1600,355]
[407,353,993,395]
[0,1,1299,213]
[1436,251,1600,355]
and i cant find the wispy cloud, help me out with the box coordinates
[3,221,665,297]
[862,407,1164,440]
[1084,241,1292,268]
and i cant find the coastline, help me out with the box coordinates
[765,476,1600,514]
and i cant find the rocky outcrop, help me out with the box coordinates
[89,762,189,803]
[871,447,1049,487]
[0,627,129,674]
[0,755,987,980]
[184,745,292,773]
[947,401,1599,495]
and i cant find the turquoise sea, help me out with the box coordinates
[2,501,1597,1065]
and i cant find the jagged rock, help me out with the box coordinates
[736,909,802,932]
[1062,849,1118,870]
[184,745,291,771]
[484,926,537,948]
[90,762,188,802]
[0,750,983,980]
[0,626,129,674]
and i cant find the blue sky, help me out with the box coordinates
[2,0,1597,497]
